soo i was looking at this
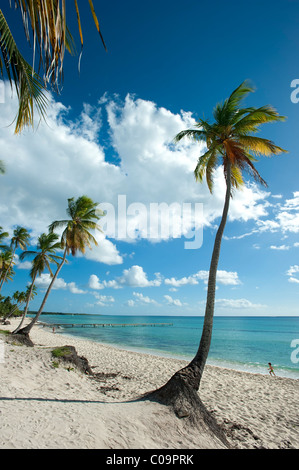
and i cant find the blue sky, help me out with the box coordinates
[1,0,299,316]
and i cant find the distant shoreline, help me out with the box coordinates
[29,312,299,318]
[29,311,104,316]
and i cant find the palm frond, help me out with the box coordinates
[13,0,106,90]
[174,128,206,143]
[205,150,218,193]
[49,219,71,232]
[194,149,218,185]
[230,164,244,190]
[237,136,287,157]
[0,8,48,133]
[233,105,286,134]
[1,2,106,133]
[237,154,268,187]
[19,250,37,261]
[213,80,254,126]
[226,80,255,111]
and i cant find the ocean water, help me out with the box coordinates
[36,314,299,379]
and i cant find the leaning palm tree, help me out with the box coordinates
[12,232,62,335]
[16,195,104,336]
[145,81,287,424]
[0,226,30,293]
[0,2,106,133]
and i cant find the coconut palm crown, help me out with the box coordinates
[49,195,103,256]
[175,80,287,193]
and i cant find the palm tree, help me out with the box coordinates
[12,232,62,334]
[0,160,5,174]
[0,226,30,293]
[16,195,104,336]
[0,250,14,285]
[0,226,9,251]
[1,286,37,323]
[1,290,22,323]
[0,2,106,133]
[145,81,287,422]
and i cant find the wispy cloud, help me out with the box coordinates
[215,298,267,309]
[287,265,299,284]
[164,269,241,287]
[270,244,290,250]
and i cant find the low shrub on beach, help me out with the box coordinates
[51,346,73,358]
[51,345,93,375]
[0,329,10,335]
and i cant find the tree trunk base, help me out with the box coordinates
[10,332,34,347]
[13,324,31,335]
[141,368,230,448]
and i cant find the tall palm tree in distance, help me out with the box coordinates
[13,232,62,334]
[146,81,287,423]
[0,226,30,293]
[17,195,104,337]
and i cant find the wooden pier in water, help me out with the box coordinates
[39,322,173,329]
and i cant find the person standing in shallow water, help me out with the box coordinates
[268,363,276,376]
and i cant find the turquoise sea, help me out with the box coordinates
[36,314,299,379]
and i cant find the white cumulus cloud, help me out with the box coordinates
[0,84,272,260]
[35,273,86,294]
[164,294,185,307]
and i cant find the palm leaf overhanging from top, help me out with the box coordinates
[0,9,48,133]
[0,1,106,133]
[174,80,287,194]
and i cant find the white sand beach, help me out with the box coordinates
[0,319,298,449]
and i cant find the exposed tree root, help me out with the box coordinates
[10,332,34,347]
[141,368,231,448]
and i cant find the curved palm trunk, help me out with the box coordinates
[188,161,232,386]
[145,162,232,428]
[17,248,67,336]
[12,273,38,334]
